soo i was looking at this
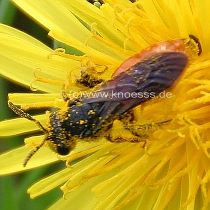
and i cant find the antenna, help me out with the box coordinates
[23,138,46,167]
[8,101,48,133]
[8,101,48,166]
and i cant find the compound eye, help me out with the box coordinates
[56,144,70,155]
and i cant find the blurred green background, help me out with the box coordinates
[0,0,63,209]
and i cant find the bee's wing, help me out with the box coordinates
[83,52,188,106]
[85,52,188,133]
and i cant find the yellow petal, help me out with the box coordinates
[0,146,57,175]
[12,0,123,64]
[0,23,81,92]
[28,167,71,198]
[0,114,46,136]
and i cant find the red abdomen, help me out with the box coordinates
[113,39,187,77]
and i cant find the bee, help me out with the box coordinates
[9,38,197,166]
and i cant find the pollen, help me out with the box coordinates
[79,119,87,125]
[88,109,96,115]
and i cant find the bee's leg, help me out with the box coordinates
[125,120,171,139]
[61,90,70,102]
[122,120,170,148]
[119,110,135,123]
[76,69,104,88]
[106,119,141,143]
[107,119,171,147]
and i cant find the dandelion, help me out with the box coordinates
[0,0,210,209]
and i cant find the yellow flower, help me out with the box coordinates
[0,0,210,209]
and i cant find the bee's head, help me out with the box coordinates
[46,110,75,156]
[56,143,71,155]
[23,128,75,167]
[46,130,75,157]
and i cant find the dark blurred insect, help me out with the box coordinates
[87,0,103,7]
[9,38,192,166]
